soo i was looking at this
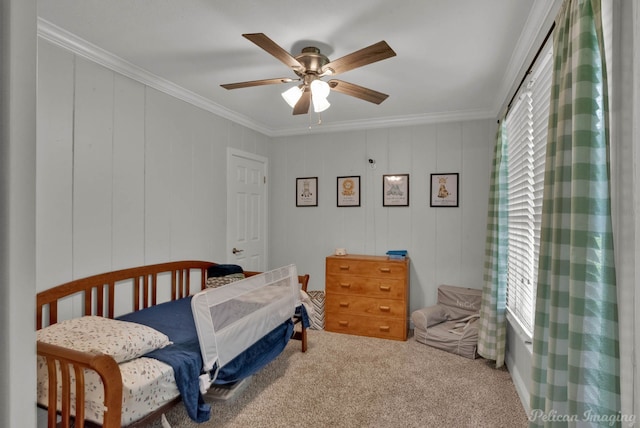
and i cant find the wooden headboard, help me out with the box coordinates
[36,260,215,330]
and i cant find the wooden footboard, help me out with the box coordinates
[36,261,309,428]
[37,342,122,428]
[36,260,214,428]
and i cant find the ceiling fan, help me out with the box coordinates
[221,33,397,115]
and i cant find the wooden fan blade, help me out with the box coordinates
[243,33,304,71]
[293,89,311,115]
[221,78,295,90]
[328,79,389,104]
[322,41,396,76]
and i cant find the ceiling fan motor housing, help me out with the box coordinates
[294,47,330,78]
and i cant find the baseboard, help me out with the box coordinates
[505,348,530,415]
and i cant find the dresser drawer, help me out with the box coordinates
[325,313,407,341]
[326,257,406,279]
[326,274,406,299]
[326,294,405,318]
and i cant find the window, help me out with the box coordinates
[504,41,553,338]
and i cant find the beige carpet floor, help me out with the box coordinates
[149,330,528,428]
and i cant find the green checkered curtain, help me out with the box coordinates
[529,0,620,426]
[477,121,508,368]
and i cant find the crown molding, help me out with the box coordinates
[269,109,495,137]
[36,18,273,136]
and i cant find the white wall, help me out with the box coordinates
[0,1,37,427]
[268,120,495,312]
[610,0,639,419]
[36,39,270,314]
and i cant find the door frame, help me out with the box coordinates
[226,147,268,270]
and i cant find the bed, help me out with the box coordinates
[36,260,310,428]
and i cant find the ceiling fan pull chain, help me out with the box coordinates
[306,112,322,129]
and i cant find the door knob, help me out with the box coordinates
[232,247,244,254]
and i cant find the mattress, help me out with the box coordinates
[37,355,178,426]
[37,319,295,426]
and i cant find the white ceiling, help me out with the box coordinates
[36,0,559,136]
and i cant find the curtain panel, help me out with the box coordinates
[529,0,621,426]
[477,121,508,368]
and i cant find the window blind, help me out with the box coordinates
[504,41,553,337]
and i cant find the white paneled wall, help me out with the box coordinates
[36,41,74,288]
[268,119,494,311]
[35,40,270,310]
[73,58,115,278]
[112,75,146,269]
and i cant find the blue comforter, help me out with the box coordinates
[117,296,302,422]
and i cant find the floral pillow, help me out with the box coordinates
[37,316,172,363]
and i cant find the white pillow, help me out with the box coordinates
[37,316,172,363]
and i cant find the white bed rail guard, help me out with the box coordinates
[191,264,298,388]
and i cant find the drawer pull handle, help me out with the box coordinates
[379,326,390,332]
[379,285,391,291]
[338,321,349,327]
[340,283,352,288]
[379,267,391,273]
[339,302,350,308]
[379,305,390,312]
[339,265,350,270]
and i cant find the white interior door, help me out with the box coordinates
[226,148,268,271]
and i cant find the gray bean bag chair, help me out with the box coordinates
[411,285,482,359]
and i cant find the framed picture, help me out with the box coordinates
[337,176,361,207]
[383,174,409,206]
[430,173,459,207]
[296,177,318,207]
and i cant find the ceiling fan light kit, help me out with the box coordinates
[311,93,330,113]
[310,79,330,98]
[281,85,303,108]
[309,79,330,113]
[221,33,396,117]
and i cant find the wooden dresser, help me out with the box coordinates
[325,254,410,341]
